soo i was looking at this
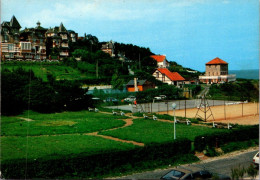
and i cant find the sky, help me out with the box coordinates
[1,0,259,71]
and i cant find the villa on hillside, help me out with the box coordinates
[153,68,185,86]
[199,57,236,84]
[101,40,115,57]
[1,16,78,61]
[150,55,169,68]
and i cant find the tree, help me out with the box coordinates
[72,49,93,62]
[111,73,125,90]
[140,56,157,73]
[1,68,39,115]
[27,80,58,113]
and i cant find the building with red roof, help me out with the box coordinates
[199,57,236,84]
[150,55,169,68]
[153,68,185,86]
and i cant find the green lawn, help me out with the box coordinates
[2,135,136,161]
[1,62,91,81]
[100,118,228,144]
[2,110,134,161]
[1,111,126,136]
[1,110,228,162]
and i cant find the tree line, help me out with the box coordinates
[2,67,93,116]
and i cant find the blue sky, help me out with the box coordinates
[1,0,259,71]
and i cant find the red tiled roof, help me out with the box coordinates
[206,57,228,65]
[150,55,166,62]
[157,68,185,81]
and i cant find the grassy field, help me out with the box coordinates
[2,135,136,161]
[1,110,126,136]
[99,118,228,144]
[1,62,94,81]
[1,110,132,161]
[2,110,230,162]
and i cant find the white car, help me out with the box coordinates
[253,152,259,167]
[124,96,136,102]
[154,95,167,100]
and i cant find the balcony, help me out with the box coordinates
[199,74,236,82]
[60,52,69,56]
[61,43,69,48]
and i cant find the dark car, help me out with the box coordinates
[161,166,231,180]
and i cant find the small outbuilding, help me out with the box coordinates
[126,79,155,92]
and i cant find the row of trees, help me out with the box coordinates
[2,68,93,116]
[208,80,259,102]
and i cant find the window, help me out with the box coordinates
[20,42,31,50]
[156,72,159,78]
[8,44,14,51]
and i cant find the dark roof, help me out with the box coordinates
[35,21,47,31]
[46,26,59,33]
[101,43,114,49]
[10,15,21,29]
[126,79,148,86]
[59,23,67,32]
[1,21,10,27]
[67,30,75,33]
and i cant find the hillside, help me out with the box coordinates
[2,38,202,84]
[2,62,91,82]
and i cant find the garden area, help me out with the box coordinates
[1,109,258,178]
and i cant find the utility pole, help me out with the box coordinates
[96,59,98,78]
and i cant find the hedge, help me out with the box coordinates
[194,125,259,152]
[2,138,192,179]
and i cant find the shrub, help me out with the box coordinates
[194,125,259,152]
[2,138,192,179]
[221,140,258,153]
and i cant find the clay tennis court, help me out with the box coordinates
[159,102,259,125]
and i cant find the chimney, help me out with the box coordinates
[134,78,138,92]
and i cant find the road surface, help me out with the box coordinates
[115,148,258,179]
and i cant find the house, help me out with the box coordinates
[46,23,70,58]
[150,55,169,68]
[101,40,115,57]
[153,68,185,86]
[199,57,236,84]
[1,16,21,60]
[126,79,155,92]
[19,21,48,60]
[1,16,79,61]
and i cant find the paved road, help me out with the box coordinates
[116,148,258,179]
[107,99,241,113]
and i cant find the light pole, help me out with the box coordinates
[172,103,177,140]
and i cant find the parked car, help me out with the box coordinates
[161,166,231,180]
[105,97,118,103]
[154,95,167,100]
[253,152,259,168]
[124,96,136,102]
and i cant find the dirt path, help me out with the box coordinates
[86,117,145,146]
[18,117,34,121]
[87,131,144,146]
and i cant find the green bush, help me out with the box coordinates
[221,139,258,153]
[2,138,192,179]
[194,125,259,152]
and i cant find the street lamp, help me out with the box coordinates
[172,103,177,140]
